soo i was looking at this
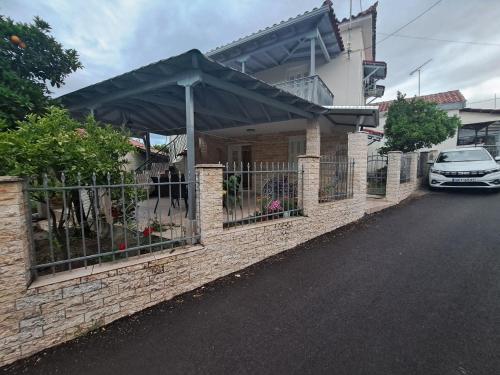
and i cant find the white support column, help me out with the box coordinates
[309,37,316,76]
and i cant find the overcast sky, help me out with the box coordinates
[2,0,500,107]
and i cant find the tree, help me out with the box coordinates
[0,107,136,235]
[0,16,82,130]
[381,92,461,153]
[0,107,134,182]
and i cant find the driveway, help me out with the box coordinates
[3,191,500,375]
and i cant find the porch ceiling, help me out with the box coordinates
[206,2,343,74]
[57,49,327,136]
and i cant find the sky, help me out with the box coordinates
[2,0,500,142]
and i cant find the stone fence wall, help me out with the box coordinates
[385,151,420,203]
[0,133,368,366]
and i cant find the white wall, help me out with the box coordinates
[254,21,368,106]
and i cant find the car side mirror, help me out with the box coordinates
[426,160,434,165]
[495,156,500,162]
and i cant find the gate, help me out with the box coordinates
[367,153,388,195]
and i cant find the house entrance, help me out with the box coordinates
[228,144,252,189]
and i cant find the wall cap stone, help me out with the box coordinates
[0,176,23,182]
[196,164,225,169]
[387,151,403,154]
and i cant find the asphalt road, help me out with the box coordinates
[3,190,500,375]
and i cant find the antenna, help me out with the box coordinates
[409,58,432,96]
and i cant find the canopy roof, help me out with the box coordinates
[58,49,327,136]
[206,1,343,74]
[323,106,379,128]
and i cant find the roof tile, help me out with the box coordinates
[375,90,466,112]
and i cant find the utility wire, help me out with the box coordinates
[377,33,500,47]
[467,98,496,105]
[348,0,444,54]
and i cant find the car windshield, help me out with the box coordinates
[437,149,491,163]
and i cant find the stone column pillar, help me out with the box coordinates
[297,155,319,217]
[347,132,368,199]
[306,117,321,157]
[409,152,419,184]
[386,151,402,203]
[196,165,224,245]
[0,177,32,363]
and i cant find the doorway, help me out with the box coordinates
[227,144,252,190]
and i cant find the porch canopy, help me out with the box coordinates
[323,106,379,129]
[58,49,327,221]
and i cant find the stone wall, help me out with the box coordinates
[0,133,368,367]
[386,152,419,203]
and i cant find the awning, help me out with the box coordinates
[322,106,379,128]
[58,49,327,137]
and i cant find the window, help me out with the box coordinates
[436,149,491,163]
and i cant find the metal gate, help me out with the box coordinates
[367,153,388,195]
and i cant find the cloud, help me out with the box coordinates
[2,0,499,107]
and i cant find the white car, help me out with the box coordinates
[429,147,500,189]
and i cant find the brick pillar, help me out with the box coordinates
[196,165,224,245]
[0,177,32,362]
[347,132,368,199]
[409,152,419,183]
[297,155,319,217]
[306,117,320,156]
[386,151,402,203]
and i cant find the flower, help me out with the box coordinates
[143,226,154,237]
[267,200,282,212]
[118,243,126,251]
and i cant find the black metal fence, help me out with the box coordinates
[367,153,387,195]
[223,162,302,227]
[319,155,355,203]
[400,153,412,183]
[27,172,199,276]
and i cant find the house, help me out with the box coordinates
[58,1,383,222]
[368,90,500,155]
[191,0,385,166]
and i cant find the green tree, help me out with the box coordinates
[0,16,82,130]
[0,107,133,181]
[381,92,461,153]
[0,107,136,235]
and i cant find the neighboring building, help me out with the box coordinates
[369,90,466,153]
[369,90,500,155]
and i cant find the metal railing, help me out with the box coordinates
[479,144,500,158]
[223,162,302,227]
[400,153,412,183]
[273,75,334,106]
[319,155,355,203]
[367,153,387,195]
[27,172,199,276]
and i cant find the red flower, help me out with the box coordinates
[143,226,154,237]
[118,243,126,251]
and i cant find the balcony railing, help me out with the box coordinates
[273,75,334,106]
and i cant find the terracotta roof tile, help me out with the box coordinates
[375,90,466,113]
